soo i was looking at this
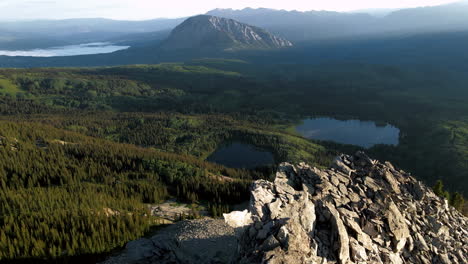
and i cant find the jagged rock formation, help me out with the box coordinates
[160,15,293,51]
[103,152,467,264]
[225,152,468,264]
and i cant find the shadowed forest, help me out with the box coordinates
[0,59,467,260]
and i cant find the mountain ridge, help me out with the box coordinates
[102,152,468,263]
[160,15,293,51]
[226,152,468,263]
[206,3,468,41]
[3,2,468,49]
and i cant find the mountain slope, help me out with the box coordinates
[0,18,184,50]
[2,29,468,70]
[103,152,468,263]
[160,15,292,51]
[226,152,468,263]
[0,120,253,260]
[207,3,468,42]
[382,2,468,32]
[206,8,378,41]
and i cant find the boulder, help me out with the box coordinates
[225,152,468,264]
[223,210,253,229]
[349,237,368,262]
[325,203,350,263]
[386,201,410,252]
[105,152,468,264]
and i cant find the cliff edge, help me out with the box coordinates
[103,152,467,264]
[225,152,467,264]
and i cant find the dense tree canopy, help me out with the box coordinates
[0,60,467,260]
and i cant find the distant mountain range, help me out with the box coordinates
[207,2,468,41]
[0,17,184,37]
[2,2,468,70]
[161,15,292,51]
[348,8,401,17]
[2,1,468,50]
[206,8,377,41]
[0,18,184,50]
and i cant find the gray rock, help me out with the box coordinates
[350,237,368,262]
[250,180,276,221]
[384,170,401,194]
[105,152,468,264]
[227,153,468,264]
[342,216,373,250]
[325,203,350,263]
[125,238,157,263]
[162,15,293,51]
[332,155,355,176]
[387,201,410,252]
[261,235,281,251]
[363,176,381,192]
[102,219,236,264]
[256,221,273,240]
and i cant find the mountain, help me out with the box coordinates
[206,8,377,42]
[207,3,468,42]
[0,18,184,49]
[2,29,468,72]
[107,29,171,47]
[348,8,401,17]
[0,18,184,36]
[381,2,468,32]
[104,152,468,263]
[160,15,293,51]
[225,152,468,263]
[3,2,468,50]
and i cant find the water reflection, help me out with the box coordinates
[207,142,274,169]
[0,42,129,57]
[296,117,399,148]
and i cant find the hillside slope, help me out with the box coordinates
[0,120,253,260]
[161,15,292,51]
[206,8,376,41]
[207,3,468,41]
[226,152,468,263]
[104,152,468,263]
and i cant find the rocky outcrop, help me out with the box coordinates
[102,219,237,264]
[225,152,468,264]
[161,15,293,51]
[103,152,467,264]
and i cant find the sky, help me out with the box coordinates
[0,0,461,21]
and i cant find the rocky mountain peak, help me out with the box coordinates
[225,152,468,264]
[103,152,467,264]
[160,15,293,51]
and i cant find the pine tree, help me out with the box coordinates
[450,192,465,211]
[433,180,450,200]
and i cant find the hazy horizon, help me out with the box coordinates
[0,0,462,21]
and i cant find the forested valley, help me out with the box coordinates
[0,60,467,261]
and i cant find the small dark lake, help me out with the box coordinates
[296,118,400,148]
[206,142,274,169]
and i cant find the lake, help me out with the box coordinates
[206,142,274,169]
[296,117,400,148]
[0,42,129,57]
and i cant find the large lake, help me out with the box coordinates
[0,42,129,57]
[206,142,274,169]
[296,118,400,148]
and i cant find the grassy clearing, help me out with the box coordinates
[0,76,21,97]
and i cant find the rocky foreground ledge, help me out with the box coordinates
[104,152,467,264]
[224,152,468,264]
